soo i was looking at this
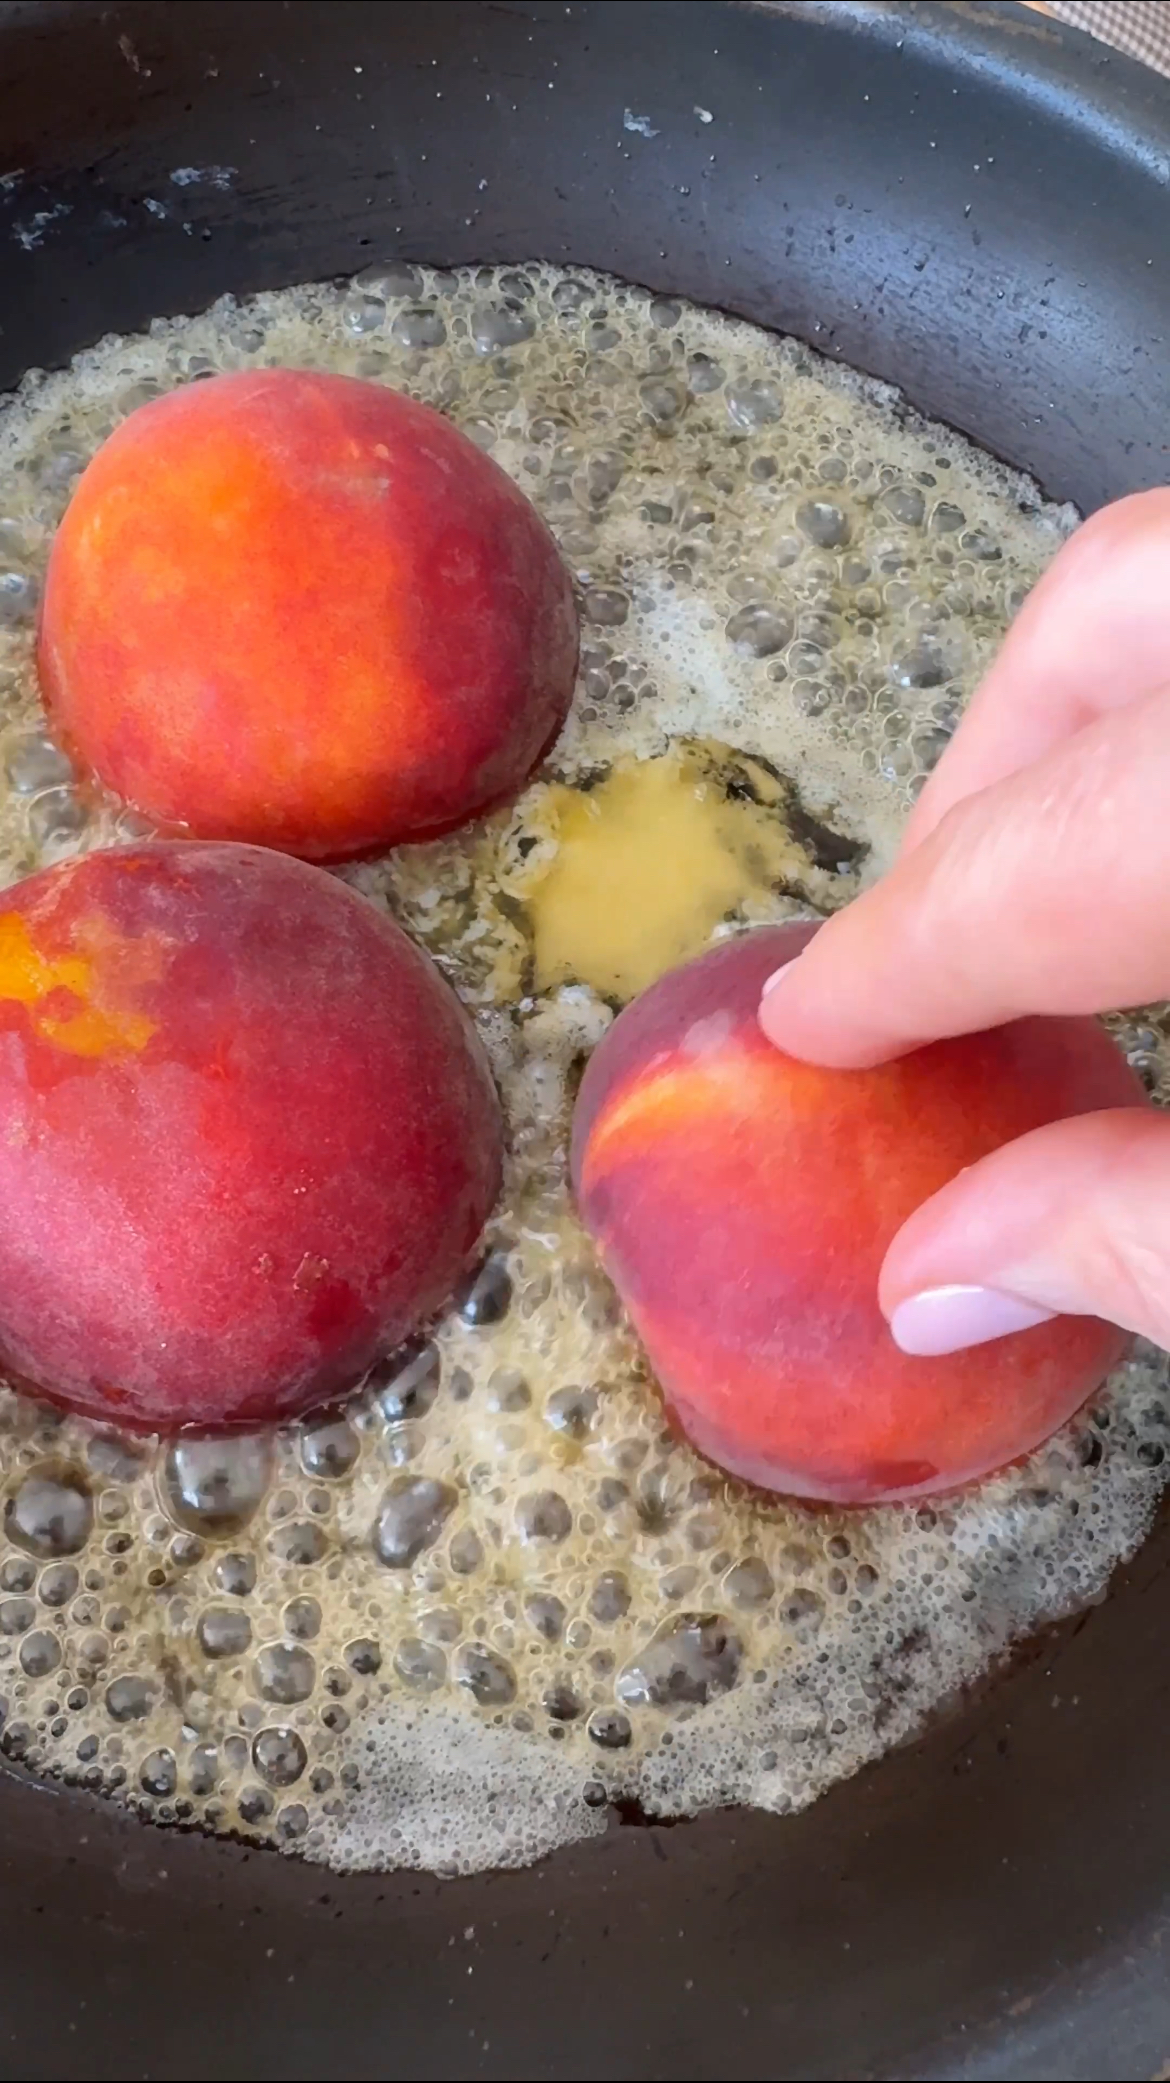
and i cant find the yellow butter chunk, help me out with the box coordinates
[523,742,812,999]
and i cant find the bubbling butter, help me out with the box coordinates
[0,261,1163,1877]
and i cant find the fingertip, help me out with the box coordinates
[757,959,799,1046]
[888,1284,1056,1356]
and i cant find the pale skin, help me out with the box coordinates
[758,490,1170,1359]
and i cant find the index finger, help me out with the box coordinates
[903,489,1170,852]
[761,681,1170,1068]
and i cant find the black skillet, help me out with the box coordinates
[0,4,1168,2078]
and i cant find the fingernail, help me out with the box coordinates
[889,1284,1056,1357]
[761,959,798,997]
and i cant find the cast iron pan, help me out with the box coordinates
[0,4,1167,2078]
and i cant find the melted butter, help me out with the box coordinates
[519,741,816,1000]
[0,259,1165,1884]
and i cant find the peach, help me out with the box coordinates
[37,369,578,859]
[0,842,501,1429]
[571,923,1145,1504]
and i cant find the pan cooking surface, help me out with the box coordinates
[0,259,1167,1878]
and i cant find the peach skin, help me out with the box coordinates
[37,369,578,859]
[571,923,1145,1503]
[0,842,502,1430]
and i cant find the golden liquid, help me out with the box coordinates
[521,741,830,999]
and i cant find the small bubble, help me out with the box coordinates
[358,259,422,297]
[471,301,535,353]
[516,1491,572,1544]
[0,569,37,625]
[959,527,1003,561]
[880,484,926,527]
[419,1607,462,1645]
[456,1257,513,1328]
[687,352,725,393]
[299,1412,360,1480]
[590,1572,631,1625]
[38,1562,78,1608]
[892,636,950,690]
[374,1477,456,1568]
[253,1726,308,1787]
[238,1785,274,1825]
[344,1637,382,1676]
[189,1745,218,1796]
[588,1708,632,1750]
[596,1478,629,1513]
[383,1424,422,1468]
[368,1339,441,1421]
[617,1613,742,1708]
[583,449,624,503]
[524,1593,566,1641]
[197,1606,253,1659]
[214,1552,256,1596]
[163,1434,273,1536]
[28,787,86,858]
[725,1558,774,1609]
[912,726,950,771]
[544,1386,599,1439]
[487,1367,531,1413]
[253,1643,316,1705]
[394,1637,447,1690]
[543,1681,581,1722]
[583,587,629,628]
[639,376,686,424]
[284,1596,322,1641]
[5,732,73,794]
[268,1521,328,1566]
[585,320,619,351]
[5,1465,92,1558]
[725,603,792,658]
[140,1748,177,1797]
[449,1526,484,1576]
[277,1803,309,1842]
[931,499,967,533]
[454,1642,516,1707]
[0,1597,34,1635]
[105,1675,154,1723]
[390,306,446,350]
[782,1587,825,1632]
[796,498,850,549]
[726,380,782,429]
[342,292,385,336]
[18,1628,58,1677]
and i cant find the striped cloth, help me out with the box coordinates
[1041,1,1170,79]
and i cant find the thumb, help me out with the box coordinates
[881,1108,1170,1356]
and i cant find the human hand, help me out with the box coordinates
[758,490,1170,1358]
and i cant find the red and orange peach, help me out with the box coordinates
[0,842,502,1430]
[572,922,1144,1503]
[38,369,578,859]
